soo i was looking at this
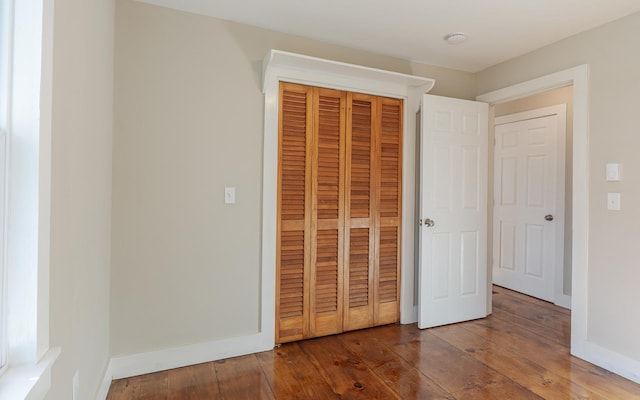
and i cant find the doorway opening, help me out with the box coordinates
[477,64,589,363]
[489,86,573,309]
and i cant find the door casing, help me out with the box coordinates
[477,65,588,362]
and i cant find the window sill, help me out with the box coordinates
[0,347,60,400]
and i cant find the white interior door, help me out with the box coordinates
[418,94,488,329]
[492,106,566,302]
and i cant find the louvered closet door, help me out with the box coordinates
[343,94,402,331]
[344,93,377,331]
[276,83,313,343]
[309,88,346,337]
[374,97,402,325]
[276,83,402,343]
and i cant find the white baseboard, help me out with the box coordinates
[400,305,418,324]
[574,340,640,384]
[554,293,572,309]
[108,332,273,381]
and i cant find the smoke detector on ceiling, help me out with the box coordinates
[444,32,467,45]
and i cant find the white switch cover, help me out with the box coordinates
[224,187,236,204]
[607,192,621,211]
[606,163,621,181]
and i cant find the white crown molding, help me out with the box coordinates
[262,50,435,106]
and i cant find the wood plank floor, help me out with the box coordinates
[107,286,640,399]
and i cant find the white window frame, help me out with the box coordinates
[0,0,59,398]
[0,0,12,376]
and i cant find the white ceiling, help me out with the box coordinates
[137,0,640,72]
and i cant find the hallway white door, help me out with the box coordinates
[492,106,566,302]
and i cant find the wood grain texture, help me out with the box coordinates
[215,356,275,400]
[256,343,337,399]
[107,370,168,400]
[167,362,220,400]
[299,335,399,399]
[107,286,640,400]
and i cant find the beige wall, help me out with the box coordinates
[46,0,114,399]
[494,86,574,296]
[477,11,640,362]
[39,0,640,395]
[110,0,475,356]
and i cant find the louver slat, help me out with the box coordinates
[280,89,308,221]
[379,102,401,217]
[316,95,341,221]
[378,227,398,303]
[279,230,305,317]
[315,229,339,313]
[349,100,372,218]
[348,228,370,308]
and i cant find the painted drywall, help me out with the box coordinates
[494,86,574,296]
[111,0,476,357]
[477,11,640,362]
[45,0,114,399]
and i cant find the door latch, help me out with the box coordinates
[423,218,435,227]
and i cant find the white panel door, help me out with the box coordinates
[493,106,565,302]
[418,94,488,329]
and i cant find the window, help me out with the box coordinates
[0,0,58,396]
[0,0,11,375]
[0,0,60,395]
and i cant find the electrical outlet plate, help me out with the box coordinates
[607,192,621,211]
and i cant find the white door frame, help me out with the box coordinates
[492,105,568,307]
[477,65,589,363]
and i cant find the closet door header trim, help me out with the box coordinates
[262,50,435,102]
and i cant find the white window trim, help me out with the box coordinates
[0,0,58,397]
[0,0,11,377]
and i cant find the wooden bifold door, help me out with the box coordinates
[276,82,402,343]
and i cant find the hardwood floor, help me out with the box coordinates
[107,286,640,399]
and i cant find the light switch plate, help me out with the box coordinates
[224,187,236,204]
[606,163,620,181]
[607,192,621,211]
